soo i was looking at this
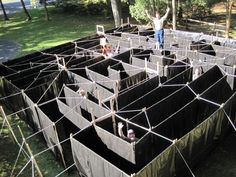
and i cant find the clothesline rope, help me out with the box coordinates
[1,25,236,177]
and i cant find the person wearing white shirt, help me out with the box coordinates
[146,7,170,49]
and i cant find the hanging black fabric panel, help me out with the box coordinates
[119,71,147,91]
[70,56,105,68]
[113,49,144,64]
[94,125,136,164]
[190,65,224,93]
[121,62,143,76]
[167,60,189,80]
[119,85,182,119]
[22,92,41,131]
[11,66,58,89]
[153,99,218,140]
[133,49,153,60]
[63,86,86,115]
[35,105,66,167]
[65,55,90,68]
[71,137,130,177]
[56,99,90,129]
[173,108,230,177]
[219,65,236,90]
[86,68,116,91]
[5,63,56,81]
[117,68,193,111]
[117,76,160,109]
[131,87,195,128]
[24,72,61,103]
[67,70,114,101]
[132,57,146,68]
[71,126,136,177]
[108,66,121,80]
[0,78,26,116]
[88,58,119,76]
[63,86,110,118]
[164,67,191,85]
[200,75,233,105]
[134,132,173,170]
[136,145,176,177]
[0,64,16,76]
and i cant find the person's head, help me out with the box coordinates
[155,12,160,19]
[127,129,136,140]
[79,88,85,97]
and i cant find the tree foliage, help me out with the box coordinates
[129,0,167,22]
[129,0,225,22]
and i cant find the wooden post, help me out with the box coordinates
[0,116,6,135]
[127,17,130,24]
[97,90,102,106]
[110,99,117,136]
[53,123,67,169]
[145,58,147,72]
[18,125,43,177]
[0,106,18,144]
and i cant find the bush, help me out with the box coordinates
[129,0,167,23]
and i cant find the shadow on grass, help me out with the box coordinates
[0,7,115,57]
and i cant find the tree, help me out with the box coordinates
[42,0,50,21]
[0,0,9,21]
[225,0,234,38]
[110,0,122,27]
[172,0,176,30]
[129,0,167,23]
[20,0,32,21]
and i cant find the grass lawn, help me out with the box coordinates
[0,108,78,177]
[2,0,18,3]
[0,7,114,56]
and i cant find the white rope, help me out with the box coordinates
[54,163,76,177]
[174,144,196,177]
[15,158,32,177]
[2,26,236,177]
[36,71,62,104]
[0,117,6,135]
[143,110,151,129]
[223,109,236,132]
[10,140,30,177]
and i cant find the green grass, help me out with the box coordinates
[0,110,78,177]
[0,7,114,56]
[2,0,18,3]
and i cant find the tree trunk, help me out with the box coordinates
[110,0,122,27]
[43,0,49,21]
[0,0,9,21]
[172,0,176,30]
[225,0,234,38]
[177,0,182,20]
[20,0,32,21]
[151,0,156,15]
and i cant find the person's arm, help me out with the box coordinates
[145,10,153,21]
[161,7,170,21]
[118,122,126,139]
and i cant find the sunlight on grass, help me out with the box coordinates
[0,7,114,56]
[2,0,18,3]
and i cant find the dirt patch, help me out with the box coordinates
[212,2,236,14]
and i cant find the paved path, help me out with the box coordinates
[0,40,20,63]
[0,1,30,62]
[0,0,31,15]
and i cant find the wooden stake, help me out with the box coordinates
[18,125,43,177]
[110,99,117,136]
[0,106,18,144]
